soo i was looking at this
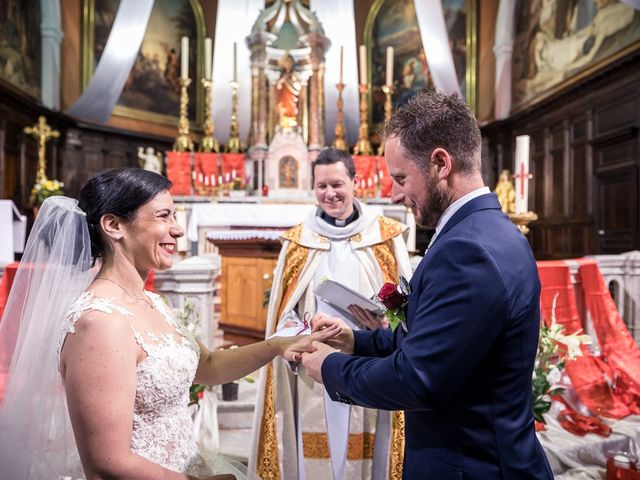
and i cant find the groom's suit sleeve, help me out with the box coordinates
[321,237,510,411]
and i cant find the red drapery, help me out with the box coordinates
[193,152,219,190]
[220,153,245,180]
[166,151,192,196]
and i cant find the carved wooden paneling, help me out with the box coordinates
[481,54,639,259]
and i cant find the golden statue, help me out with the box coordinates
[494,169,516,214]
[275,54,301,130]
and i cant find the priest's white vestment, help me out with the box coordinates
[248,203,412,480]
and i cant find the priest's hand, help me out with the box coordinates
[277,322,341,363]
[311,314,355,354]
[348,305,388,330]
[301,341,337,384]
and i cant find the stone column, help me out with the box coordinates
[154,255,222,349]
[41,0,63,110]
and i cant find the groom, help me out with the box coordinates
[302,90,553,479]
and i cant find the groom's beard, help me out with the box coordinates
[416,174,451,230]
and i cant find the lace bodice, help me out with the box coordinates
[58,291,212,476]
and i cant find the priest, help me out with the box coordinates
[248,148,412,480]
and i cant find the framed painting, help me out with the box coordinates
[364,0,477,134]
[512,1,640,111]
[82,0,205,127]
[0,0,41,99]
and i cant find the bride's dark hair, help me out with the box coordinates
[78,168,172,262]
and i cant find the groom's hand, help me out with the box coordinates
[311,314,355,354]
[301,341,337,384]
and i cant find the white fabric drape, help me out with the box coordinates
[414,0,462,97]
[211,0,264,145]
[66,0,154,123]
[310,0,360,146]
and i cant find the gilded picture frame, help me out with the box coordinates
[81,0,206,127]
[364,0,477,133]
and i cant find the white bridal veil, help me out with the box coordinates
[0,196,94,479]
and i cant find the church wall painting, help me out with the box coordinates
[0,0,41,99]
[82,0,205,127]
[512,0,640,112]
[364,0,477,137]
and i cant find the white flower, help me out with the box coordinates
[547,365,562,386]
[556,331,592,359]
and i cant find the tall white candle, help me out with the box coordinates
[180,36,189,80]
[386,46,394,86]
[204,37,212,80]
[339,45,344,84]
[359,44,367,85]
[233,42,237,83]
[514,135,531,214]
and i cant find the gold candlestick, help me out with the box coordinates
[226,80,243,153]
[332,83,348,152]
[377,84,394,155]
[174,78,194,152]
[200,79,220,153]
[353,84,372,155]
[24,116,60,184]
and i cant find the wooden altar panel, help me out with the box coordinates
[217,239,281,339]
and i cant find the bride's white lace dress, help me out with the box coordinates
[58,290,247,478]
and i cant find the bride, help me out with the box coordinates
[0,168,339,479]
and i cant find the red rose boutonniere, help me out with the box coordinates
[376,276,411,332]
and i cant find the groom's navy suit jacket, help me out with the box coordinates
[322,194,553,479]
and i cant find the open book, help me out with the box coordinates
[314,279,384,318]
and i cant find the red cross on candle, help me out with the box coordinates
[514,161,529,200]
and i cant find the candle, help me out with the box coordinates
[514,135,531,214]
[339,45,344,84]
[374,173,378,184]
[198,172,204,184]
[180,36,189,80]
[360,179,366,189]
[226,172,231,183]
[218,175,223,185]
[386,46,394,86]
[367,178,373,188]
[204,175,209,186]
[232,169,236,178]
[359,45,367,85]
[212,175,217,186]
[379,169,384,179]
[233,42,237,83]
[192,170,196,181]
[204,37,212,80]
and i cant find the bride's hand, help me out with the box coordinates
[277,322,341,362]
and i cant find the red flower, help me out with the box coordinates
[197,391,204,399]
[378,282,406,310]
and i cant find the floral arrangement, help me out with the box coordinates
[376,277,411,331]
[29,178,64,206]
[533,294,592,423]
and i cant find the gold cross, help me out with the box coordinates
[24,116,60,184]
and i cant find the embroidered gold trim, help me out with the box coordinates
[276,242,308,324]
[378,217,405,242]
[257,364,281,480]
[348,233,362,243]
[373,239,398,284]
[302,432,375,460]
[282,223,304,243]
[388,411,405,480]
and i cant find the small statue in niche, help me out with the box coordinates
[279,155,298,188]
[138,147,163,175]
[275,54,301,130]
[494,169,516,214]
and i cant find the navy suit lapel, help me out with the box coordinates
[428,193,502,251]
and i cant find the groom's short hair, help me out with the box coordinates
[384,89,482,175]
